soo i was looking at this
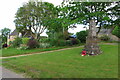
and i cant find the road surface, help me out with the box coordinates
[0,66,24,78]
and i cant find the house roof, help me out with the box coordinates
[97,28,112,34]
[10,29,19,36]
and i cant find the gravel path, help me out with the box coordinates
[1,46,83,59]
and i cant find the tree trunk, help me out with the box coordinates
[84,20,101,55]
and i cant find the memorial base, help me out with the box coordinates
[84,36,102,55]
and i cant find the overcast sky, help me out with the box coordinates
[0,0,86,36]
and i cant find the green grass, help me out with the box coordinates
[1,44,83,57]
[2,44,118,78]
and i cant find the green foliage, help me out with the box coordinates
[49,39,59,46]
[60,2,117,34]
[49,39,66,46]
[0,28,11,43]
[107,2,119,26]
[66,40,72,46]
[12,37,22,48]
[100,35,110,41]
[18,44,29,50]
[14,1,57,40]
[71,38,80,45]
[49,38,80,47]
[39,38,50,43]
[76,30,88,43]
[57,40,67,46]
[112,26,120,38]
[39,43,51,48]
[22,38,30,45]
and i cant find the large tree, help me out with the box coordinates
[0,28,11,43]
[107,2,120,28]
[59,1,116,34]
[14,0,57,40]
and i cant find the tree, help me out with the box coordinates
[0,28,11,43]
[60,1,115,34]
[107,2,120,27]
[14,0,57,40]
[76,30,88,43]
[112,26,120,38]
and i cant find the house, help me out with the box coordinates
[97,28,112,37]
[7,29,20,44]
[97,28,120,41]
[7,29,35,45]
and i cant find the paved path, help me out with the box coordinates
[0,66,24,78]
[1,46,83,59]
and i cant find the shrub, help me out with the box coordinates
[18,44,29,50]
[100,35,110,41]
[112,26,120,38]
[22,38,30,45]
[66,40,72,46]
[76,30,88,43]
[39,38,49,43]
[12,37,22,48]
[27,39,39,49]
[49,39,66,46]
[49,39,57,46]
[71,38,80,45]
[39,43,51,48]
[50,38,80,47]
[57,40,66,46]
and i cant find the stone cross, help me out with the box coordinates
[84,19,101,55]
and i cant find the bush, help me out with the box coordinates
[100,35,110,41]
[57,40,66,46]
[39,43,51,48]
[66,40,72,46]
[76,30,88,43]
[18,44,29,50]
[49,38,80,47]
[49,39,57,46]
[71,38,80,45]
[39,38,49,43]
[27,39,39,49]
[22,38,30,45]
[12,37,22,48]
[49,39,67,46]
[112,26,120,38]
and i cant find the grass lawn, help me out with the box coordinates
[1,44,83,57]
[2,44,118,78]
